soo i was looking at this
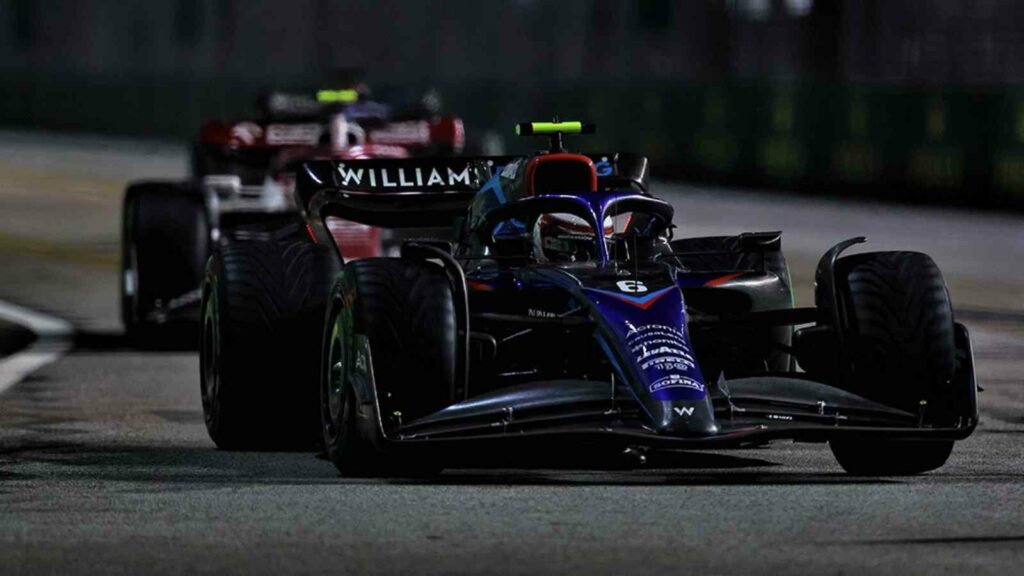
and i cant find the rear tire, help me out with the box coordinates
[829,251,957,475]
[121,182,208,344]
[200,219,338,450]
[321,258,455,477]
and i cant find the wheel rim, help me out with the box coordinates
[323,306,346,442]
[200,293,218,419]
[122,243,140,325]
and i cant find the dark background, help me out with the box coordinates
[2,0,1023,206]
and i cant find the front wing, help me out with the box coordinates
[374,325,978,449]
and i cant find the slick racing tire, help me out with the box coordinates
[121,182,209,343]
[669,235,793,371]
[829,251,956,475]
[321,258,455,477]
[200,219,338,450]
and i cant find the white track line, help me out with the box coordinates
[0,299,73,396]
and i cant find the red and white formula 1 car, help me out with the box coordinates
[120,88,464,342]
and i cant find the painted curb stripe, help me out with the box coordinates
[0,299,73,396]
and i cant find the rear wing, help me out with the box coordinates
[296,152,649,228]
[297,157,509,228]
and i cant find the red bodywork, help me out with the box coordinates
[525,154,613,236]
[199,117,464,153]
[524,153,598,196]
[226,115,463,261]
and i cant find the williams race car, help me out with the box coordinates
[121,87,464,340]
[200,121,978,475]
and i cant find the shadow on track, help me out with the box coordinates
[0,441,338,489]
[2,329,905,489]
[0,435,907,488]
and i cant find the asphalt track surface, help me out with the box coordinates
[0,131,1022,575]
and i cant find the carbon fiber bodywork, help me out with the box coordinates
[298,155,978,452]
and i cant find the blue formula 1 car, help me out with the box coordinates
[199,121,978,476]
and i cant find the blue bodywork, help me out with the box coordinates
[296,154,978,449]
[463,189,717,435]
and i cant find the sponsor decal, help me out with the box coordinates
[616,279,648,293]
[368,121,431,146]
[339,144,410,160]
[673,406,695,417]
[527,308,557,318]
[641,357,694,371]
[636,345,693,362]
[626,323,689,349]
[595,157,613,177]
[335,162,474,190]
[625,324,705,400]
[649,375,704,394]
[265,123,323,146]
[501,162,520,179]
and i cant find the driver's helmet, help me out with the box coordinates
[531,213,613,263]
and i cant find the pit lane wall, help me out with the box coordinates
[2,75,1023,208]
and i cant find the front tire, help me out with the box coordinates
[321,258,456,477]
[829,251,957,475]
